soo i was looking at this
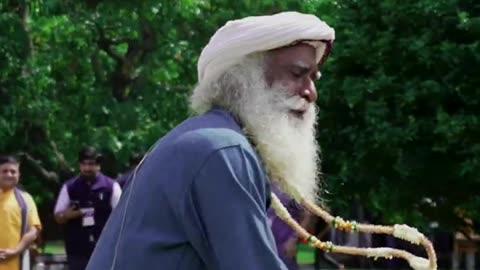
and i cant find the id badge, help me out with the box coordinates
[81,207,95,227]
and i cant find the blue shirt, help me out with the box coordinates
[86,109,287,270]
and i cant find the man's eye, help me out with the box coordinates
[291,71,302,78]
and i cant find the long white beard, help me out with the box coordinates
[237,80,320,203]
[190,56,321,202]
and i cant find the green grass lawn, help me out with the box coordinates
[43,241,65,254]
[297,243,315,264]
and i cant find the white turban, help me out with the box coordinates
[197,11,335,83]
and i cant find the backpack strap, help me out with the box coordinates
[13,188,29,270]
[14,188,28,235]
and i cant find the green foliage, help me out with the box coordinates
[318,0,480,229]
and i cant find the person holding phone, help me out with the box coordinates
[53,146,121,270]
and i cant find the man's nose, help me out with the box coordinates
[299,79,317,103]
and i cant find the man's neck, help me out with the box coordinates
[0,186,14,197]
[81,173,99,185]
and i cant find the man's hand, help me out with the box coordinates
[0,249,19,263]
[55,207,83,224]
[64,207,83,219]
[283,237,298,259]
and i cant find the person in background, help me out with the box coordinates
[0,155,41,270]
[116,152,144,189]
[53,146,121,270]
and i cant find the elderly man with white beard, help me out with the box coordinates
[86,12,334,270]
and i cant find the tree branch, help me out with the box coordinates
[20,0,33,76]
[91,48,103,83]
[21,0,32,49]
[109,38,132,46]
[94,15,156,101]
[95,23,124,63]
[18,152,59,184]
[22,123,75,180]
[48,139,72,175]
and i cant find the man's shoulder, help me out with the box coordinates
[172,109,246,146]
[64,176,79,186]
[19,190,33,198]
[19,190,37,207]
[174,127,252,155]
[101,174,117,183]
[141,110,260,179]
[144,126,259,180]
[91,174,118,191]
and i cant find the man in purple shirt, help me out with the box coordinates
[54,146,121,270]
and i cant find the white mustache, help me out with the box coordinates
[280,96,310,111]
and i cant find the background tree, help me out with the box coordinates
[318,0,480,233]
